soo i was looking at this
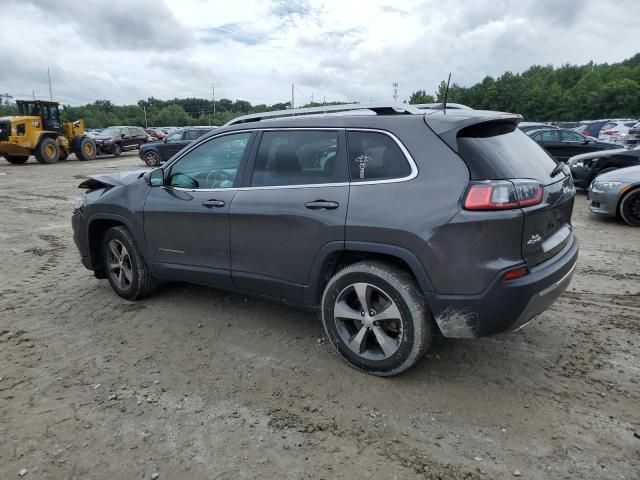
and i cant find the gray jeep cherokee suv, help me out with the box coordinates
[72,104,579,376]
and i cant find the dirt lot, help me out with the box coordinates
[0,153,638,480]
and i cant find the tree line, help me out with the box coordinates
[1,54,639,127]
[410,53,640,121]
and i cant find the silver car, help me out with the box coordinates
[589,165,640,226]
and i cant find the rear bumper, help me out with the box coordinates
[425,234,579,338]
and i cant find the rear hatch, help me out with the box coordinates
[452,119,575,267]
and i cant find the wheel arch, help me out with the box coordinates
[617,183,640,221]
[305,241,434,307]
[86,214,140,278]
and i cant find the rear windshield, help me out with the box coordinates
[457,121,559,185]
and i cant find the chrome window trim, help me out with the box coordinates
[164,127,418,193]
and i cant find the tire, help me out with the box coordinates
[112,143,122,157]
[58,152,69,161]
[3,154,29,164]
[619,188,640,227]
[75,137,97,161]
[101,226,155,300]
[34,137,60,164]
[321,261,433,376]
[143,150,161,167]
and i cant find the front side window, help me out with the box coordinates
[251,130,339,187]
[540,130,561,142]
[166,131,182,142]
[347,131,411,182]
[168,132,251,189]
[561,131,584,142]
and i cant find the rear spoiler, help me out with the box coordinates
[423,110,523,153]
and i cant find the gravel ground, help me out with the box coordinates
[1,153,639,480]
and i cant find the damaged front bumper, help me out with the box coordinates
[425,235,579,338]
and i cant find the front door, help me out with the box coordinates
[144,131,254,288]
[159,130,190,161]
[230,129,348,303]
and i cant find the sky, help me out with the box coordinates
[1,0,639,107]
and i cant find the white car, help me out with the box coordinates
[597,120,638,144]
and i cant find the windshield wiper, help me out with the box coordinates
[550,161,566,178]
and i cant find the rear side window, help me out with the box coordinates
[457,121,558,184]
[347,131,411,182]
[251,130,340,187]
[561,131,584,142]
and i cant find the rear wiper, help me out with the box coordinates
[550,161,566,178]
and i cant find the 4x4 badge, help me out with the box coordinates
[527,234,542,246]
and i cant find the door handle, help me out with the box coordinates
[304,200,339,210]
[202,199,226,208]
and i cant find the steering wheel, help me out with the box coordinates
[205,169,234,188]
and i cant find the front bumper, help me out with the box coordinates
[96,142,114,154]
[426,235,579,338]
[588,189,619,217]
[71,209,92,270]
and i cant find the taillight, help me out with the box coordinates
[464,180,544,211]
[602,130,617,135]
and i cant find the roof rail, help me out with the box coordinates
[224,103,423,126]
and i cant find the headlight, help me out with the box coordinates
[73,193,86,210]
[104,139,112,144]
[591,181,622,192]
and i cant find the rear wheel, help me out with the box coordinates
[3,154,29,164]
[34,137,60,164]
[321,261,433,376]
[76,137,97,161]
[101,226,155,300]
[619,188,640,227]
[112,143,122,157]
[143,150,161,167]
[58,152,69,161]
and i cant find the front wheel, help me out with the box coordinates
[321,261,433,376]
[76,137,97,161]
[112,143,122,157]
[101,226,155,300]
[143,150,161,167]
[619,188,640,227]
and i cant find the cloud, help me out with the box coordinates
[1,0,639,107]
[10,0,192,51]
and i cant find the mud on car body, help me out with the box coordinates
[72,104,579,376]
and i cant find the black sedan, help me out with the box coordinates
[568,146,640,189]
[139,127,214,166]
[527,128,619,162]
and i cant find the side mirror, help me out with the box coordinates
[145,168,165,187]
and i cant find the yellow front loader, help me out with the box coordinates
[0,100,96,164]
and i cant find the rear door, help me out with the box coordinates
[229,129,348,303]
[457,124,575,267]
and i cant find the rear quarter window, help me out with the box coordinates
[457,121,558,184]
[347,131,411,182]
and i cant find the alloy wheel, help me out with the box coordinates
[334,282,403,360]
[106,239,133,290]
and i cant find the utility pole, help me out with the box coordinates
[291,83,295,110]
[32,90,35,100]
[212,84,215,124]
[47,68,53,100]
[143,105,148,128]
[392,82,398,103]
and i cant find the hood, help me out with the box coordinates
[568,148,636,163]
[78,169,149,190]
[595,165,640,182]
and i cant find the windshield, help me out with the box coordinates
[101,127,123,136]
